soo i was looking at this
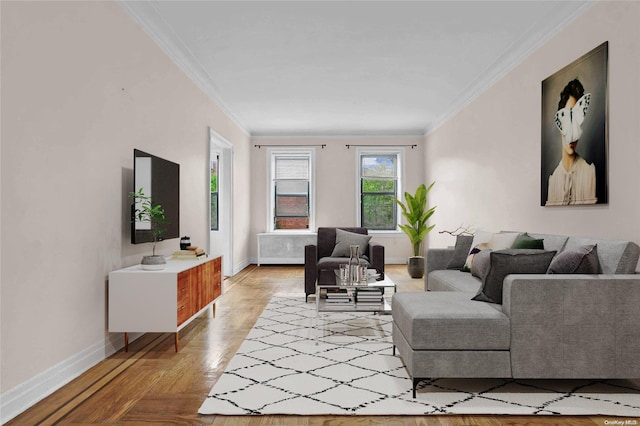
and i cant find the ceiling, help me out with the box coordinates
[120,1,590,137]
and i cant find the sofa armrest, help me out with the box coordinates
[305,244,318,265]
[369,243,385,279]
[425,248,455,291]
[502,274,640,378]
[426,248,454,274]
[304,244,318,299]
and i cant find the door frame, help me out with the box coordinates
[208,128,234,277]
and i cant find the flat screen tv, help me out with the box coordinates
[131,149,180,244]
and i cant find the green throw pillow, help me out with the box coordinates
[511,233,544,250]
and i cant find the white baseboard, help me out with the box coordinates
[233,258,251,276]
[0,332,141,424]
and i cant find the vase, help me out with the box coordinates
[407,256,425,279]
[348,245,362,283]
[141,255,167,270]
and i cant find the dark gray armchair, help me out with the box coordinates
[304,227,385,301]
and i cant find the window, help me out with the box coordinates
[357,149,402,231]
[210,155,219,231]
[269,149,315,231]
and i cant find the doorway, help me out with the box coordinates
[208,128,233,277]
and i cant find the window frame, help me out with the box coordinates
[355,147,404,233]
[267,147,316,232]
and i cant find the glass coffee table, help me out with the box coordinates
[316,271,396,314]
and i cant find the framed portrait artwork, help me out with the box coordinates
[541,41,608,206]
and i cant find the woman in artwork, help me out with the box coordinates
[546,79,597,206]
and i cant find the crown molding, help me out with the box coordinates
[250,130,426,139]
[118,0,251,138]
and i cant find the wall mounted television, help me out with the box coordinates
[131,149,180,244]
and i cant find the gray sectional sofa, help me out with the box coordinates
[392,232,640,397]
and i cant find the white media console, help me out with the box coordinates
[108,256,222,352]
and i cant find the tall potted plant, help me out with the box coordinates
[395,182,436,278]
[130,188,169,270]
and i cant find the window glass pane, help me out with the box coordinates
[361,155,397,178]
[362,194,396,230]
[210,156,219,231]
[362,178,395,193]
[275,180,309,217]
[210,194,218,231]
[276,195,309,216]
[275,180,308,195]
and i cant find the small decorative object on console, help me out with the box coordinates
[129,187,169,270]
[180,236,191,250]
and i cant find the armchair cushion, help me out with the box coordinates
[331,229,372,257]
[318,257,369,270]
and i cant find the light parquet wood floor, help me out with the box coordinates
[7,265,628,425]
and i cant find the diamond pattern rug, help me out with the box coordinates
[199,296,640,416]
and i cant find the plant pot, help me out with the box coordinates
[407,256,425,279]
[141,255,167,270]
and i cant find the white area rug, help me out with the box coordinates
[199,296,640,416]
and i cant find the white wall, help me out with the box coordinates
[249,136,427,263]
[0,0,250,417]
[425,1,640,250]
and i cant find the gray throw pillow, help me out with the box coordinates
[547,244,599,274]
[331,229,372,257]
[470,249,492,279]
[446,234,474,270]
[472,249,557,304]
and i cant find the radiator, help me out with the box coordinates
[257,232,317,265]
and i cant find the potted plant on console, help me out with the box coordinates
[395,182,436,278]
[130,188,169,270]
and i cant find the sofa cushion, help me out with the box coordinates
[331,229,372,258]
[428,270,482,293]
[511,233,544,249]
[564,236,640,274]
[392,292,510,350]
[528,233,569,253]
[462,231,519,272]
[446,234,474,270]
[472,249,557,304]
[471,249,492,279]
[547,244,599,274]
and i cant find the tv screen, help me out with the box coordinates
[132,149,180,244]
